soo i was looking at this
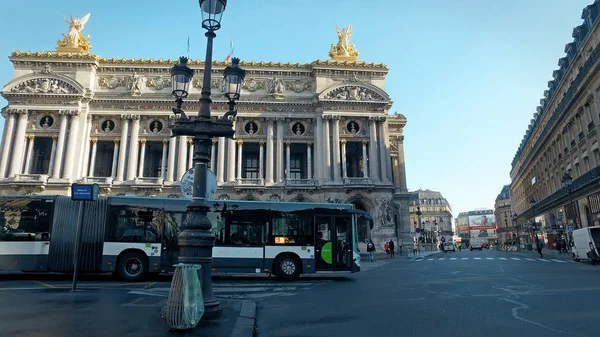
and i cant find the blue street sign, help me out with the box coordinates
[567,226,574,232]
[71,184,100,201]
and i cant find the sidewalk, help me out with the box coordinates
[359,249,441,262]
[500,247,574,261]
[0,287,256,337]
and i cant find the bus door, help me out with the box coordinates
[161,212,183,271]
[315,216,353,271]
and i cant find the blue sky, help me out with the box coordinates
[0,0,593,214]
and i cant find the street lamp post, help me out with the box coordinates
[416,206,422,243]
[165,0,246,324]
[562,172,577,229]
[512,212,520,247]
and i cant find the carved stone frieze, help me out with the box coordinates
[126,72,145,96]
[376,196,396,228]
[284,80,312,93]
[243,78,267,92]
[98,76,126,89]
[146,77,171,90]
[268,77,284,98]
[10,77,78,94]
[324,86,383,101]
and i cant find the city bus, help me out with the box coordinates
[0,195,371,281]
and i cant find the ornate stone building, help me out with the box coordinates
[0,19,410,249]
[408,189,453,243]
[494,185,514,243]
[510,2,600,246]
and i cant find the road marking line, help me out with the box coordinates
[498,258,507,260]
[525,258,535,261]
[32,281,56,288]
[511,258,521,260]
[474,257,481,260]
[462,258,469,260]
[427,259,434,261]
[538,259,551,262]
[437,258,446,260]
[550,259,566,263]
[450,258,457,260]
[143,281,157,289]
[486,258,494,260]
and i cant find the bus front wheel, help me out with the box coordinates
[117,251,148,282]
[274,255,301,281]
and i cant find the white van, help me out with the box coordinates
[469,237,485,251]
[571,226,600,264]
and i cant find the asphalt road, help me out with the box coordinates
[257,249,600,337]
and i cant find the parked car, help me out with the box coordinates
[572,226,600,264]
[443,242,455,252]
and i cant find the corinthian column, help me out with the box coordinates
[9,111,29,177]
[276,117,285,183]
[266,118,274,184]
[0,112,17,178]
[368,117,379,181]
[378,117,389,182]
[111,140,120,178]
[88,139,98,177]
[161,140,168,180]
[166,135,177,182]
[217,137,225,183]
[361,141,368,178]
[47,136,58,176]
[62,111,81,180]
[24,135,35,174]
[331,116,341,182]
[177,136,188,181]
[307,143,312,180]
[236,140,243,181]
[126,116,140,180]
[341,139,347,179]
[116,116,129,181]
[52,112,69,179]
[138,139,147,178]
[323,116,331,182]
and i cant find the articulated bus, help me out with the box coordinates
[0,195,372,281]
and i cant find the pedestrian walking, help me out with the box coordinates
[413,241,419,257]
[366,239,376,262]
[389,239,395,258]
[384,241,390,257]
[535,236,544,258]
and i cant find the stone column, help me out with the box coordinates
[0,112,16,177]
[362,141,369,178]
[79,115,93,178]
[236,140,243,181]
[266,118,274,184]
[210,140,216,171]
[161,140,168,180]
[314,116,322,181]
[341,139,347,179]
[9,111,29,177]
[307,143,312,180]
[116,116,129,181]
[217,137,225,183]
[285,141,291,180]
[126,116,140,180]
[378,118,389,182]
[323,116,331,181]
[331,116,341,182]
[177,136,187,181]
[111,140,120,178]
[47,136,58,176]
[368,117,379,181]
[227,137,236,183]
[396,135,408,191]
[379,117,392,182]
[138,139,146,178]
[88,139,98,177]
[63,112,81,180]
[24,135,35,174]
[166,136,177,182]
[52,113,69,179]
[259,141,265,182]
[276,117,284,183]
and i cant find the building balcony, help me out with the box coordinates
[236,178,264,186]
[343,177,373,186]
[133,177,164,186]
[11,174,49,183]
[81,177,114,185]
[285,179,317,189]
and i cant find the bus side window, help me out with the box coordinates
[0,198,52,242]
[224,210,269,246]
[271,212,314,246]
[107,206,162,243]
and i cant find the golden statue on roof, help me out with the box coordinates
[329,24,359,61]
[56,13,92,53]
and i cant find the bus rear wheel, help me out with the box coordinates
[274,255,301,281]
[117,251,148,282]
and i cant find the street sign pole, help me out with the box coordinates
[70,183,99,291]
[72,201,85,291]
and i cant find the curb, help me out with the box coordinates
[230,300,256,337]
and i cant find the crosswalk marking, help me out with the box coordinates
[550,259,566,263]
[450,258,457,260]
[486,257,494,260]
[511,258,521,260]
[499,258,507,260]
[438,258,446,260]
[462,258,469,260]
[427,259,434,261]
[538,259,551,262]
[474,257,481,260]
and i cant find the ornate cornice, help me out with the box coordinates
[10,51,388,70]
